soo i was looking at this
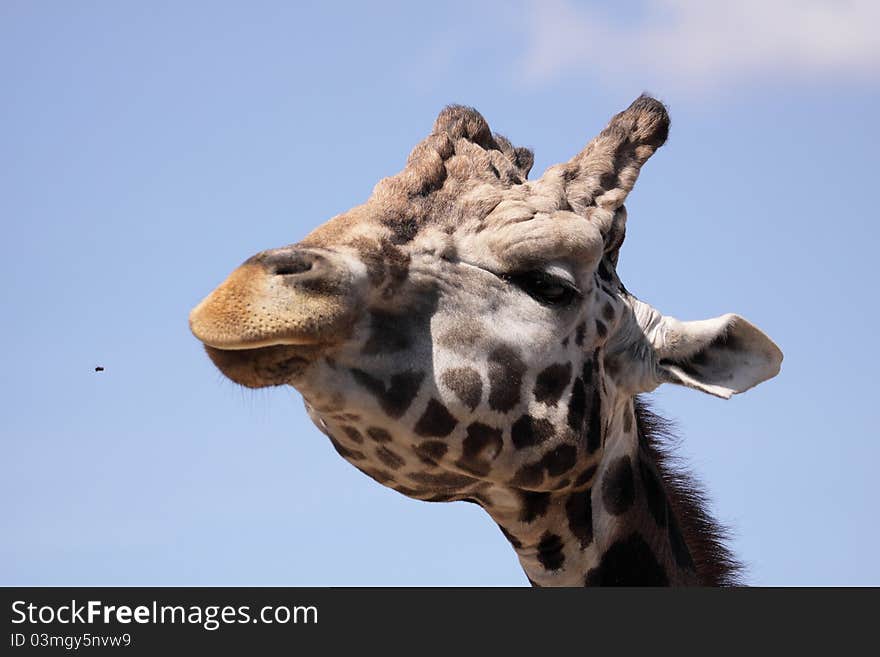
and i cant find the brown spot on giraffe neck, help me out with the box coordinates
[367,427,393,443]
[601,455,635,515]
[585,533,669,586]
[536,532,565,571]
[565,488,594,548]
[413,399,459,437]
[511,414,555,449]
[414,440,448,465]
[519,491,551,523]
[456,422,503,476]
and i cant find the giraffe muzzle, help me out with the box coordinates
[189,246,360,385]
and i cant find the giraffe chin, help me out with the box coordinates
[203,343,313,388]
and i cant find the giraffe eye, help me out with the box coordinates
[504,271,579,307]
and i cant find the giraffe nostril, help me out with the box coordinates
[250,248,317,277]
[274,260,313,276]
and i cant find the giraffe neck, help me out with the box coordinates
[484,399,701,586]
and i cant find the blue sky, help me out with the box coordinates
[2,0,878,585]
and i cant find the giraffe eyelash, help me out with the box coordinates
[500,271,581,307]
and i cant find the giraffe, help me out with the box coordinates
[189,96,782,586]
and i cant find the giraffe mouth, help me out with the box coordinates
[189,245,362,387]
[189,239,361,356]
[202,343,314,388]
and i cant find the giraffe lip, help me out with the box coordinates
[194,334,319,351]
[202,343,313,388]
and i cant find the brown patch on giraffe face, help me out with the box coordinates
[533,362,573,406]
[566,355,604,454]
[586,380,603,453]
[350,369,425,419]
[487,345,526,412]
[362,311,413,354]
[436,321,486,350]
[347,237,411,300]
[567,376,587,432]
[441,367,483,411]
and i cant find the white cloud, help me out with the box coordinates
[521,0,880,90]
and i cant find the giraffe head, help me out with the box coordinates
[190,96,782,510]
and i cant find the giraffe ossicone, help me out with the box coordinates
[190,96,782,586]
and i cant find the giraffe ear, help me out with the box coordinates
[646,312,783,399]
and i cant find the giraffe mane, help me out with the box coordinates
[633,397,745,586]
